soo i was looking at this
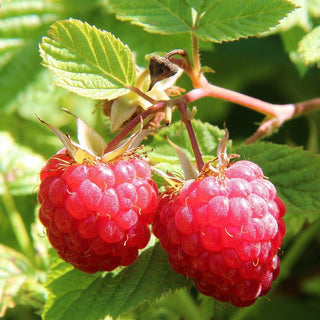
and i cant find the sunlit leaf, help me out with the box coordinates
[298,25,320,66]
[39,18,136,100]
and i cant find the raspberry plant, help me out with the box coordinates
[1,0,320,320]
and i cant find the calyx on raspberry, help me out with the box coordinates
[153,130,286,307]
[37,110,158,273]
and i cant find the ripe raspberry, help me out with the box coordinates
[38,149,158,273]
[153,160,286,307]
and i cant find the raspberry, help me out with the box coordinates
[38,149,158,273]
[153,160,286,307]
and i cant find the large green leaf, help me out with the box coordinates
[108,0,194,34]
[42,241,189,320]
[0,132,44,196]
[195,0,297,42]
[40,18,136,100]
[109,0,296,42]
[234,143,320,236]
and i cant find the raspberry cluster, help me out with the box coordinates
[153,160,286,307]
[38,149,158,273]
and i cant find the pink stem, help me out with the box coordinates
[180,85,292,117]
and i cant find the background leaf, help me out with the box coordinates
[0,244,44,317]
[234,143,320,236]
[149,120,226,162]
[298,25,320,66]
[42,241,189,320]
[0,132,44,196]
[39,18,136,100]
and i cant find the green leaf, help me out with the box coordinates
[0,132,45,196]
[109,0,296,42]
[42,241,189,320]
[0,0,61,39]
[149,120,226,164]
[0,39,26,56]
[298,25,320,66]
[269,0,311,33]
[0,42,43,112]
[108,0,194,34]
[0,244,39,317]
[302,275,320,297]
[195,0,297,42]
[234,143,320,236]
[39,18,136,100]
[280,26,308,76]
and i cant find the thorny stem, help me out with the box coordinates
[177,102,204,171]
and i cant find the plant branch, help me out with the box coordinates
[112,81,320,152]
[173,85,320,143]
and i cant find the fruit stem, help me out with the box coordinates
[0,173,36,266]
[105,101,166,152]
[177,102,204,171]
[129,86,157,104]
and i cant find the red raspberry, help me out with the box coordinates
[153,160,286,307]
[38,149,158,273]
